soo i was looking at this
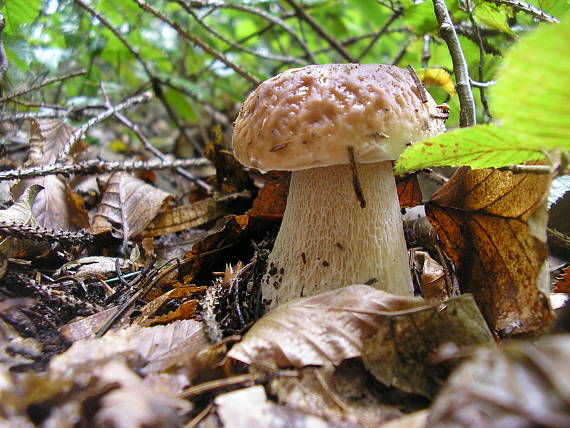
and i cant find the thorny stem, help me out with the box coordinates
[283,0,356,62]
[57,92,153,162]
[0,70,87,104]
[132,0,260,86]
[484,0,559,24]
[0,157,210,181]
[432,0,476,128]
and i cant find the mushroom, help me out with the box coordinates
[232,64,447,308]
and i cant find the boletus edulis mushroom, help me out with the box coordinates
[232,64,448,308]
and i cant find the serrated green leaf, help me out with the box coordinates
[474,3,514,35]
[493,17,570,148]
[394,124,546,174]
[1,0,41,34]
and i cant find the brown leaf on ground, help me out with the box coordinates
[426,166,554,336]
[50,319,209,378]
[362,295,495,398]
[92,360,189,428]
[227,285,424,368]
[91,173,173,238]
[141,198,225,237]
[213,385,358,428]
[426,335,570,428]
[134,285,206,326]
[25,119,86,166]
[246,172,290,221]
[396,174,422,209]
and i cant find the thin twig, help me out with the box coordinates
[186,0,317,63]
[57,92,153,162]
[0,70,87,104]
[391,36,412,65]
[132,0,260,85]
[73,0,205,159]
[177,1,307,66]
[432,0,476,127]
[0,157,210,181]
[357,7,403,61]
[284,0,356,62]
[484,0,559,24]
[422,34,432,67]
[470,78,496,88]
[466,0,491,120]
[99,83,212,191]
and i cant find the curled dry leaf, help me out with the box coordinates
[227,285,424,368]
[91,173,173,238]
[426,166,554,336]
[427,335,570,428]
[134,285,206,326]
[362,295,495,398]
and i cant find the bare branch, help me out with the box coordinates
[357,7,403,61]
[0,70,87,104]
[187,0,317,63]
[432,0,476,127]
[0,157,210,181]
[283,0,356,63]
[57,92,153,162]
[132,0,260,86]
[484,0,559,24]
[176,0,307,66]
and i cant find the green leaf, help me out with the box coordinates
[394,124,546,174]
[1,0,41,34]
[493,17,570,148]
[474,3,514,35]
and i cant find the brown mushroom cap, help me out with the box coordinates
[232,63,446,171]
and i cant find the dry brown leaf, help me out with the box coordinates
[134,285,206,326]
[362,295,495,398]
[141,198,224,237]
[379,411,428,428]
[246,172,290,221]
[426,166,554,336]
[50,319,209,377]
[412,250,449,301]
[269,361,404,426]
[227,285,424,368]
[60,306,134,342]
[91,173,173,238]
[426,335,570,428]
[396,174,423,209]
[11,120,90,231]
[214,385,357,428]
[93,360,189,428]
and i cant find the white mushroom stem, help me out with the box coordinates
[262,161,413,307]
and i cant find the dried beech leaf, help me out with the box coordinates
[413,250,449,301]
[60,306,133,342]
[426,166,554,336]
[93,361,189,427]
[141,198,224,237]
[362,295,495,398]
[247,173,289,220]
[26,119,85,166]
[227,285,424,368]
[427,335,570,428]
[92,173,173,238]
[214,385,355,428]
[50,319,209,377]
[0,184,42,226]
[396,174,422,209]
[134,285,205,326]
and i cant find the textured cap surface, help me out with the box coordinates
[232,64,447,171]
